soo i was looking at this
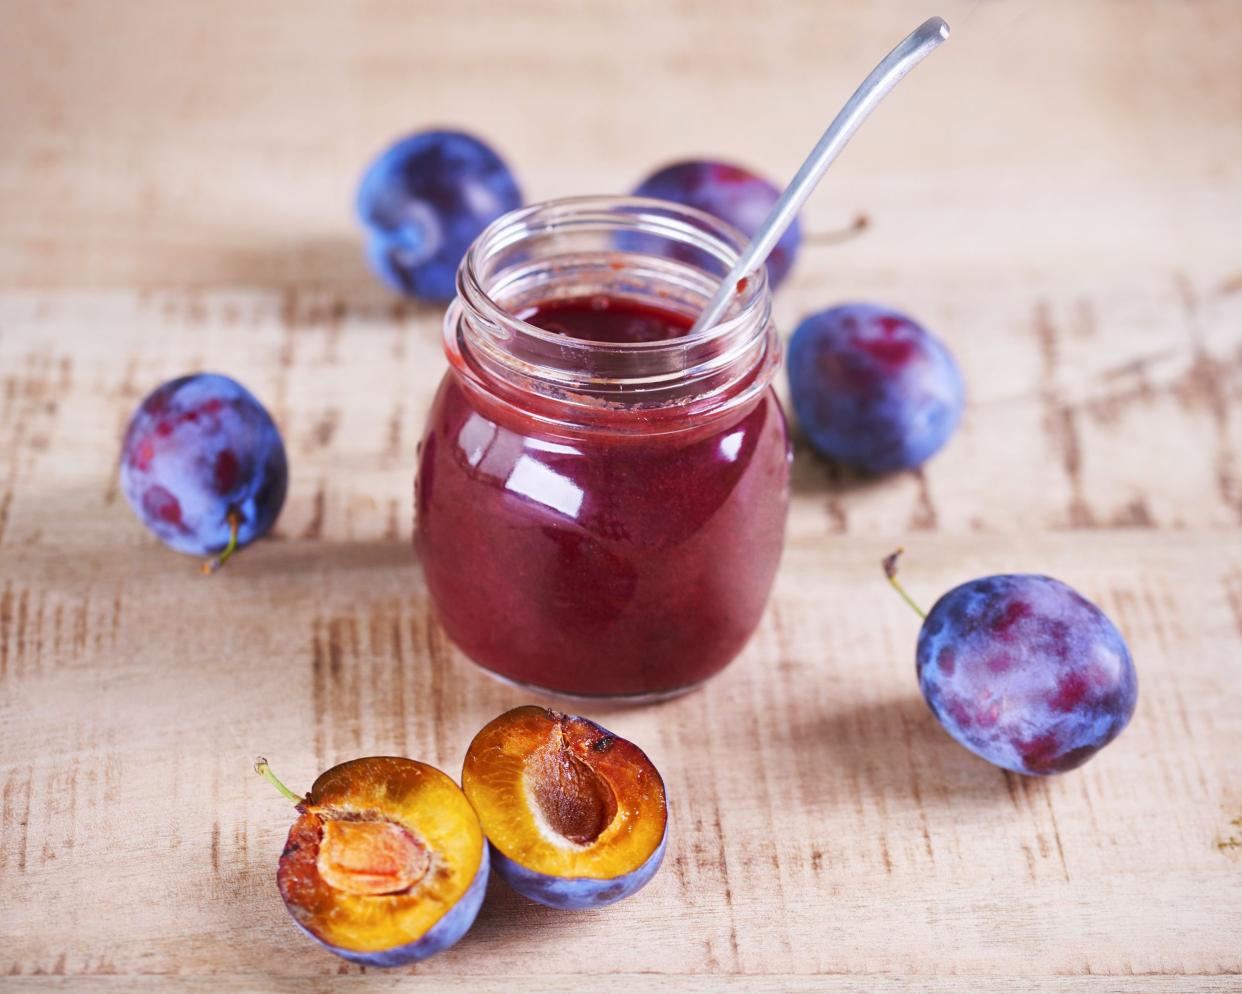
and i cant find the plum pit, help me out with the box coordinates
[316,816,430,896]
[525,743,617,846]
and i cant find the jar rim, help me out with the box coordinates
[445,195,780,435]
[456,195,769,357]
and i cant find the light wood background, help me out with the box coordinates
[2,1,1240,990]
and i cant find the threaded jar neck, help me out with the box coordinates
[445,196,779,435]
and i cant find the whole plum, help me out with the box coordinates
[788,303,963,474]
[357,129,522,302]
[888,554,1138,776]
[632,160,801,289]
[120,373,287,569]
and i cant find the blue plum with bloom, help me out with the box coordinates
[787,303,964,474]
[119,373,287,563]
[915,573,1137,776]
[632,160,801,289]
[357,129,522,302]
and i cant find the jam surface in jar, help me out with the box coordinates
[518,295,696,344]
[415,295,791,699]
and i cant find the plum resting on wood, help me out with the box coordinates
[886,553,1138,776]
[119,373,287,571]
[356,129,523,302]
[788,303,964,475]
[632,159,802,289]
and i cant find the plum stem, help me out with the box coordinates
[255,757,304,804]
[883,548,927,620]
[804,213,871,245]
[201,511,241,575]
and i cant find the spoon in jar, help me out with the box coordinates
[689,15,951,335]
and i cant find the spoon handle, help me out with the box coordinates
[690,16,951,335]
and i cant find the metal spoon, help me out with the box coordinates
[690,16,951,335]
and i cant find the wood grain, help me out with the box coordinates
[3,980,1240,994]
[1,0,1241,989]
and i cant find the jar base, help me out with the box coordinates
[470,662,708,707]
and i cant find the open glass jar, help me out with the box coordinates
[415,197,791,701]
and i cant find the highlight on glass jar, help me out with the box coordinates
[261,757,489,967]
[461,706,668,910]
[414,196,793,701]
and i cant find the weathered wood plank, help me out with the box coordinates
[2,1,1241,290]
[3,978,1240,994]
[2,0,1241,988]
[1,531,1240,977]
[1,273,1239,548]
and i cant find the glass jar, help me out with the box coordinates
[415,196,791,701]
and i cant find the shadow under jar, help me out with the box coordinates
[415,197,792,702]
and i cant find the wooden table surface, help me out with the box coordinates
[2,1,1241,990]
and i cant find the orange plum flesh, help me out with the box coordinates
[276,757,487,966]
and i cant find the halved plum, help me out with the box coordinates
[461,706,667,910]
[266,757,488,966]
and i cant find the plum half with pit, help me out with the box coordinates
[462,706,667,910]
[886,552,1138,776]
[119,373,287,572]
[259,757,488,967]
[788,303,964,474]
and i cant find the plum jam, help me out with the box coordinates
[415,197,792,700]
[517,296,695,344]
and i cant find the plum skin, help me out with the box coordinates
[916,574,1138,776]
[491,826,666,911]
[632,160,802,289]
[119,373,287,556]
[356,129,522,302]
[287,848,489,967]
[787,303,964,475]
